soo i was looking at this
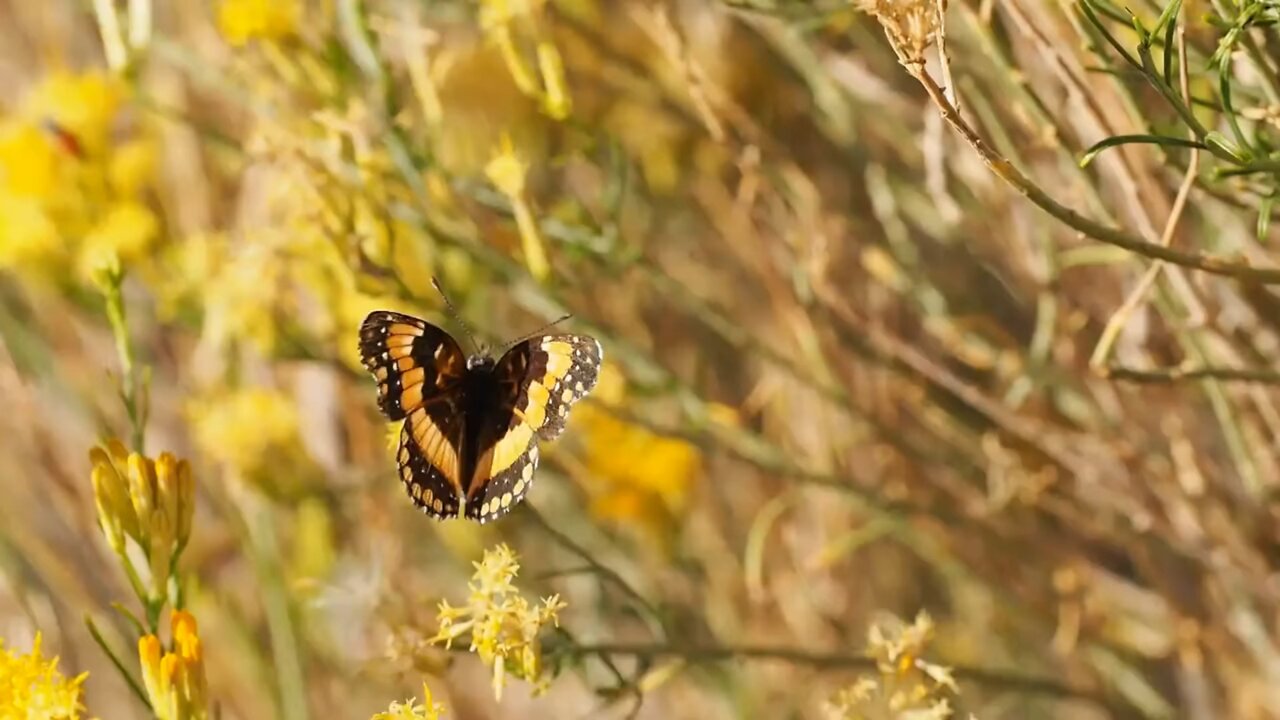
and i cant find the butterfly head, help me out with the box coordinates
[466,352,495,371]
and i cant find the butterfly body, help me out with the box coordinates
[359,310,601,523]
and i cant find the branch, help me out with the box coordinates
[564,641,1110,706]
[1101,365,1280,384]
[908,62,1280,284]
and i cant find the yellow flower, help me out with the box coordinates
[89,440,195,601]
[0,193,60,270]
[571,364,700,534]
[139,611,209,720]
[0,633,88,720]
[430,544,566,701]
[485,136,549,280]
[218,0,300,46]
[0,120,59,199]
[484,134,527,198]
[78,201,159,280]
[371,682,447,720]
[188,388,298,473]
[21,70,123,157]
[108,138,158,198]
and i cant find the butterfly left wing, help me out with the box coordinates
[464,334,603,523]
[360,311,470,519]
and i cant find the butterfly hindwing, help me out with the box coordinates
[463,334,603,523]
[396,419,464,519]
[358,311,467,420]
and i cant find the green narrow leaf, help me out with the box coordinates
[1219,58,1252,157]
[1205,131,1247,162]
[1160,1,1180,85]
[1079,134,1206,167]
[85,615,153,710]
[1078,0,1143,70]
[1152,0,1184,41]
[1130,9,1152,48]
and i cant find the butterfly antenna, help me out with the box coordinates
[500,314,573,353]
[432,277,483,355]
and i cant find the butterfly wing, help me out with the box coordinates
[464,334,603,522]
[358,311,468,420]
[360,311,469,519]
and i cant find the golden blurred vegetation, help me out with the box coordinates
[2,0,1280,718]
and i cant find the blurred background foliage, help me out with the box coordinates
[1,0,1280,718]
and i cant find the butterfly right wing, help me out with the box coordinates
[360,311,469,519]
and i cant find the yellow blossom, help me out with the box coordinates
[371,682,447,720]
[21,70,123,157]
[139,611,209,720]
[188,388,298,473]
[108,138,158,198]
[571,364,700,534]
[218,0,299,46]
[0,193,60,270]
[78,201,159,280]
[89,440,196,602]
[0,633,88,720]
[485,136,550,280]
[430,544,566,701]
[0,121,59,198]
[484,134,527,198]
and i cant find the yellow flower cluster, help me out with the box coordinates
[571,364,701,536]
[90,440,195,606]
[431,544,567,701]
[188,388,303,484]
[138,610,209,720]
[0,633,88,720]
[825,612,959,720]
[370,682,447,720]
[0,70,157,280]
[218,0,300,46]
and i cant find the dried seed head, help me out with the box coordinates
[855,0,944,67]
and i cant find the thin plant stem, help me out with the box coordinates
[558,641,1111,707]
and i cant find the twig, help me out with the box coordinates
[523,505,666,628]
[1100,365,1280,384]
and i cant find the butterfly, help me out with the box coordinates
[358,294,602,523]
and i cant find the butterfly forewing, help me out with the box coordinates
[464,334,603,523]
[358,311,466,420]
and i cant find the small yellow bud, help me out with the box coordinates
[127,453,158,527]
[536,41,571,119]
[138,634,166,710]
[148,510,174,600]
